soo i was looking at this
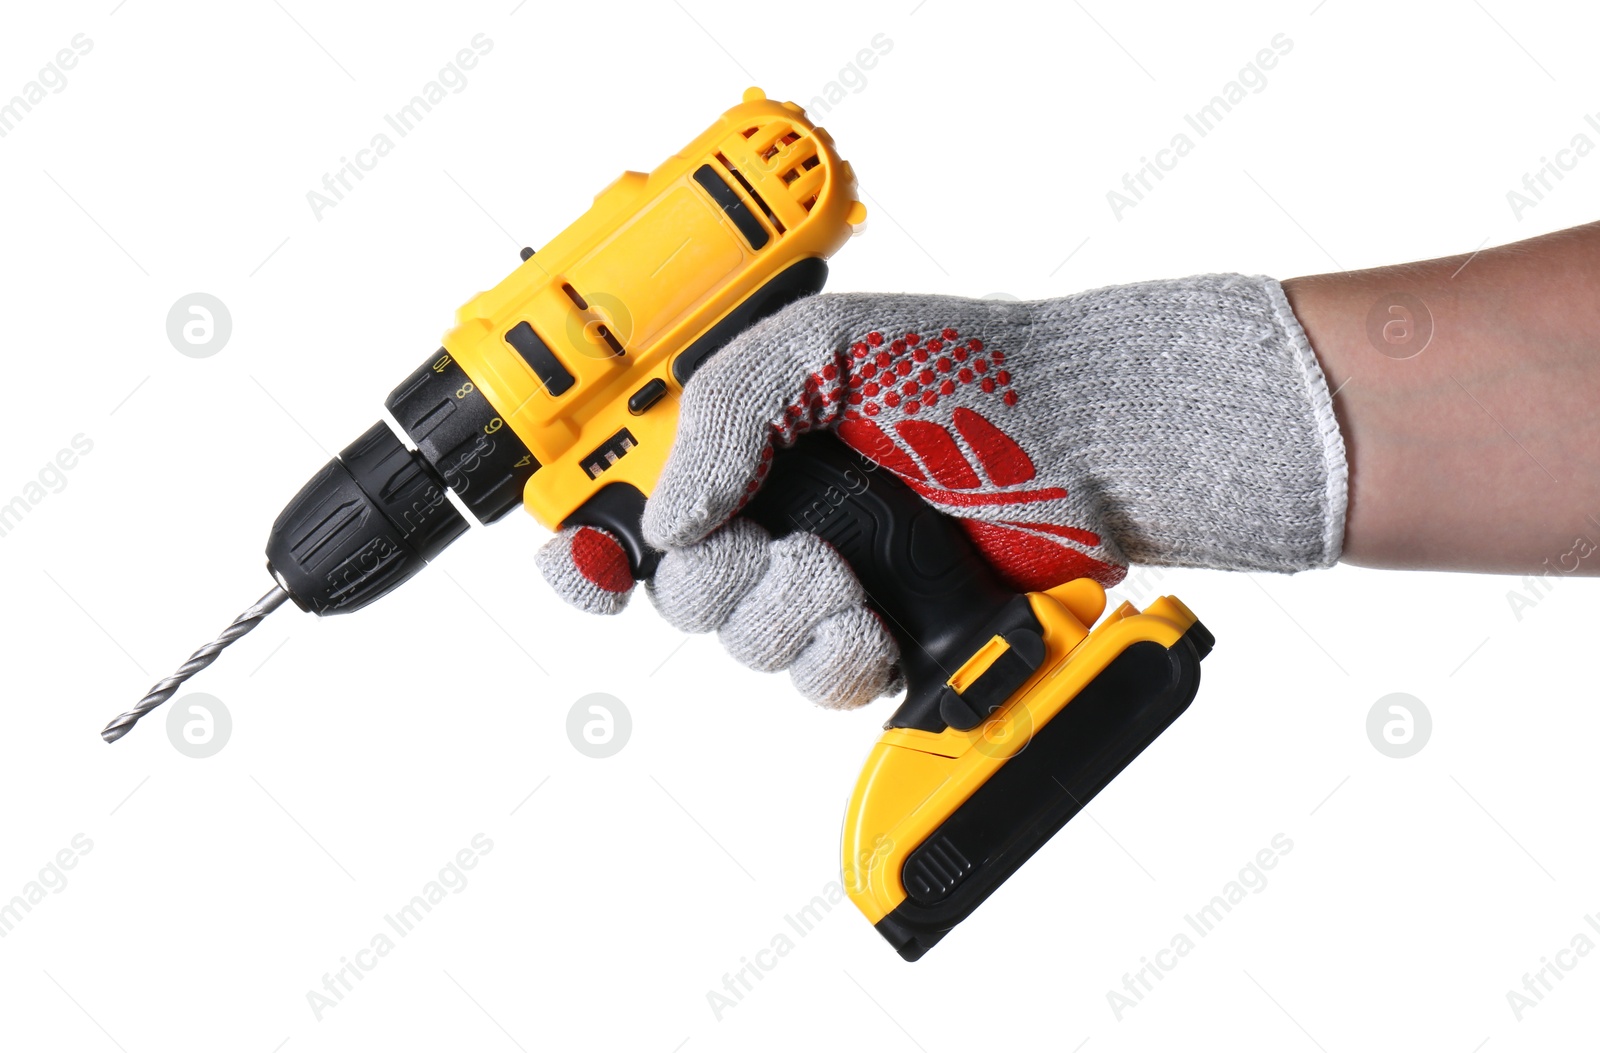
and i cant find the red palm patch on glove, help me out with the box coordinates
[838,417,1067,506]
[835,416,926,482]
[962,520,1126,591]
[951,408,1034,486]
[767,326,1122,593]
[893,419,981,489]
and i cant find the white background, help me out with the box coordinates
[2,0,1597,1049]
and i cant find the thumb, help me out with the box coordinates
[642,294,860,549]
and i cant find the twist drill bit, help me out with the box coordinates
[102,585,290,743]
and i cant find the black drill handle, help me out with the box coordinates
[744,433,1022,729]
[560,259,1028,729]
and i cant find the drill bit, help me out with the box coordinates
[102,585,291,744]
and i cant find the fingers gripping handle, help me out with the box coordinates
[743,434,1027,731]
[560,434,1029,730]
[557,259,1030,727]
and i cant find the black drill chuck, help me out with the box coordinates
[266,421,468,615]
[107,346,545,741]
[264,347,543,615]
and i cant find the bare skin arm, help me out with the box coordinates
[1282,222,1600,575]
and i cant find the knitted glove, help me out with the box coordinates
[539,274,1348,707]
[536,516,898,710]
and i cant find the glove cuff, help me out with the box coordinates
[1030,272,1349,572]
[1264,276,1349,569]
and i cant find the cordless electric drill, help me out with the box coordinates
[106,88,1213,960]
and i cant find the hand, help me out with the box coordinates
[540,275,1347,706]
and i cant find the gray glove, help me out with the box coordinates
[539,275,1348,708]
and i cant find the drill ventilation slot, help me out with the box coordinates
[715,153,785,235]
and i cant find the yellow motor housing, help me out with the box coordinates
[442,87,866,534]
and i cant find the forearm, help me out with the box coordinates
[1283,222,1600,574]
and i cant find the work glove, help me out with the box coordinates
[538,275,1348,708]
